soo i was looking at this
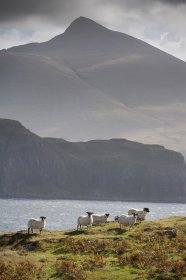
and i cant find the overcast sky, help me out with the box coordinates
[0,0,186,61]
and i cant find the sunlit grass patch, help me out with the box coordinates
[0,217,185,280]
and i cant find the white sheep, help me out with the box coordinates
[92,213,110,225]
[28,216,46,234]
[77,212,94,230]
[128,208,138,215]
[118,213,137,228]
[128,208,150,221]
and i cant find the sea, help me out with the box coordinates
[0,199,185,233]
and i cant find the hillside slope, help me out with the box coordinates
[0,17,186,156]
[0,217,185,280]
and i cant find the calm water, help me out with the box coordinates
[0,199,185,233]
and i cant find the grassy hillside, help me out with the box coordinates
[0,216,185,280]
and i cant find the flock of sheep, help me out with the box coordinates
[27,207,150,234]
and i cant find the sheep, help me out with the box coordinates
[77,212,94,230]
[118,213,137,229]
[128,208,138,215]
[128,208,150,221]
[92,213,110,225]
[28,216,46,234]
[114,215,119,222]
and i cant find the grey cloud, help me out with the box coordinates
[0,0,185,25]
[0,0,84,22]
[1,0,185,22]
[156,0,186,3]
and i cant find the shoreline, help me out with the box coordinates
[0,197,185,204]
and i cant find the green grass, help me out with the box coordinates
[0,216,185,280]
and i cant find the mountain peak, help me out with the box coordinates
[64,16,108,35]
[48,16,111,47]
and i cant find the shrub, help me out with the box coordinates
[0,260,44,280]
[83,254,106,271]
[56,260,86,280]
[118,250,150,269]
[170,259,186,278]
[61,238,105,254]
[114,240,129,255]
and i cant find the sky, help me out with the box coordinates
[0,0,186,61]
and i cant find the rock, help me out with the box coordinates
[163,228,177,238]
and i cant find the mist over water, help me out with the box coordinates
[0,199,185,233]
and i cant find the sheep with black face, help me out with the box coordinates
[77,212,94,230]
[28,216,46,234]
[128,208,150,221]
[118,213,137,229]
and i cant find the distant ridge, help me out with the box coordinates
[0,118,185,202]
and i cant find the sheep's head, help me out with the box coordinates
[40,216,46,220]
[105,213,110,218]
[86,212,94,217]
[143,208,150,213]
[114,216,119,221]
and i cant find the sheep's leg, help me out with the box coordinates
[31,228,33,234]
[28,228,30,234]
[40,228,42,234]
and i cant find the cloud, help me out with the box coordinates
[156,0,186,4]
[0,0,62,21]
[0,0,101,23]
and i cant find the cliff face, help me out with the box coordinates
[0,119,185,202]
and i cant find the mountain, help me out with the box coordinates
[0,119,185,202]
[0,17,186,157]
